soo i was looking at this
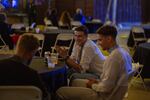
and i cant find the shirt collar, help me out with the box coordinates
[108,45,119,53]
[11,55,29,66]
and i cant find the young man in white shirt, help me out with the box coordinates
[56,25,105,84]
[56,25,132,100]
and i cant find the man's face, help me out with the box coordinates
[74,31,87,46]
[97,34,110,50]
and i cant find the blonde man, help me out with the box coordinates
[0,34,49,100]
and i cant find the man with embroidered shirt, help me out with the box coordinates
[56,25,105,84]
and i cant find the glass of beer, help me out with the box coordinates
[50,53,58,64]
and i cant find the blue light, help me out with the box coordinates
[0,0,18,8]
[12,0,17,8]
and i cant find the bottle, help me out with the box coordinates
[44,51,50,63]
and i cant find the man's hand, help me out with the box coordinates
[86,79,98,88]
[55,46,68,59]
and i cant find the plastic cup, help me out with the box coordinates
[50,53,58,64]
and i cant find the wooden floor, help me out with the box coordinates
[124,79,150,100]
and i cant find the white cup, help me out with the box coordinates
[44,51,50,58]
[47,58,55,68]
[35,28,40,33]
[26,26,29,32]
[44,51,50,63]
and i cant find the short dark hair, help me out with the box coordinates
[0,13,6,22]
[96,25,117,39]
[74,25,89,36]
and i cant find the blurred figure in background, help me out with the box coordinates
[46,8,58,27]
[73,8,86,25]
[27,0,37,26]
[0,13,13,49]
[59,11,72,29]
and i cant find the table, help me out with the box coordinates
[29,57,67,93]
[133,43,150,78]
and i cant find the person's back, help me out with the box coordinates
[0,56,48,99]
[0,57,43,87]
[0,34,48,99]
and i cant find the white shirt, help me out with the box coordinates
[92,46,132,93]
[70,39,105,75]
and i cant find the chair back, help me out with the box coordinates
[147,38,150,43]
[92,19,102,23]
[131,26,147,47]
[11,23,25,30]
[71,21,82,28]
[52,33,74,53]
[44,26,58,32]
[32,34,45,57]
[0,35,9,51]
[44,17,52,26]
[0,86,42,100]
[131,62,147,90]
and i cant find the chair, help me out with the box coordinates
[147,38,150,43]
[44,26,58,32]
[0,86,42,100]
[44,17,52,26]
[51,33,74,54]
[92,19,102,23]
[32,33,45,57]
[120,45,147,90]
[0,35,9,51]
[11,23,25,30]
[131,62,147,90]
[107,70,135,100]
[131,26,147,48]
[71,21,82,28]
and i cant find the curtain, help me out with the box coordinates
[94,0,141,24]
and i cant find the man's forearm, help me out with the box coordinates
[65,58,82,72]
